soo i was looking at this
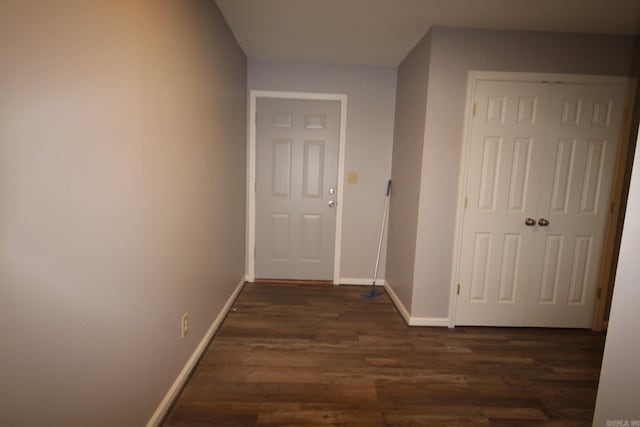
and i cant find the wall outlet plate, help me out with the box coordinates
[181,312,189,338]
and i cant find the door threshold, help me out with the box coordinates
[253,279,334,286]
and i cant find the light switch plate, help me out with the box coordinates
[347,171,359,184]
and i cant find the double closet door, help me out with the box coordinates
[456,78,628,328]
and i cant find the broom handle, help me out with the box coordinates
[372,180,392,286]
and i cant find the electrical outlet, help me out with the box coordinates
[181,312,189,338]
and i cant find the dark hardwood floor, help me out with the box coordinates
[165,283,606,426]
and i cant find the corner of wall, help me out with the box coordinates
[146,277,247,427]
[385,281,449,327]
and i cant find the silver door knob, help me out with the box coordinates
[525,218,536,226]
[538,218,550,227]
[328,200,336,208]
[329,187,336,195]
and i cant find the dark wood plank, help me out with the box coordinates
[164,283,605,426]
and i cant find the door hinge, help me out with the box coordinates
[457,283,461,296]
[464,197,468,209]
[610,200,615,215]
[596,287,602,300]
[472,103,477,117]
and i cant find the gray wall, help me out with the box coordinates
[414,27,637,318]
[593,125,640,425]
[0,1,246,425]
[385,31,432,312]
[248,60,397,282]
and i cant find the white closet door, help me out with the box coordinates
[456,79,628,328]
[456,81,551,326]
[525,83,628,327]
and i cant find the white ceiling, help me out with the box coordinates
[215,0,640,66]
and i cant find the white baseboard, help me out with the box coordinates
[146,276,247,427]
[384,281,449,327]
[409,316,450,327]
[383,281,411,325]
[339,278,385,286]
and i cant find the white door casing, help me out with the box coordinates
[247,91,347,284]
[255,98,340,280]
[453,73,630,328]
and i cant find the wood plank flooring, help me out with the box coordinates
[164,283,606,426]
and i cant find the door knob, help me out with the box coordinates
[328,200,336,208]
[329,187,336,195]
[538,218,550,227]
[525,218,536,226]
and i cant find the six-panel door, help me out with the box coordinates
[526,83,627,327]
[456,81,551,326]
[457,80,627,327]
[255,98,340,281]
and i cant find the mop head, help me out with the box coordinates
[362,285,383,299]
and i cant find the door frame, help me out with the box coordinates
[247,90,348,284]
[448,71,635,328]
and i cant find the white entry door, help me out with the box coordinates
[456,78,628,327]
[255,98,340,281]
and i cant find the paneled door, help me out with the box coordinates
[456,81,551,326]
[456,79,628,327]
[255,98,340,280]
[525,83,628,327]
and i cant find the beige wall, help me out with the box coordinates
[385,31,432,312]
[0,1,246,425]
[248,60,397,282]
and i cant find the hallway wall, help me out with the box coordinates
[385,31,432,316]
[0,1,246,425]
[593,125,640,425]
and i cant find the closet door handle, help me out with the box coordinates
[538,218,550,227]
[525,218,536,226]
